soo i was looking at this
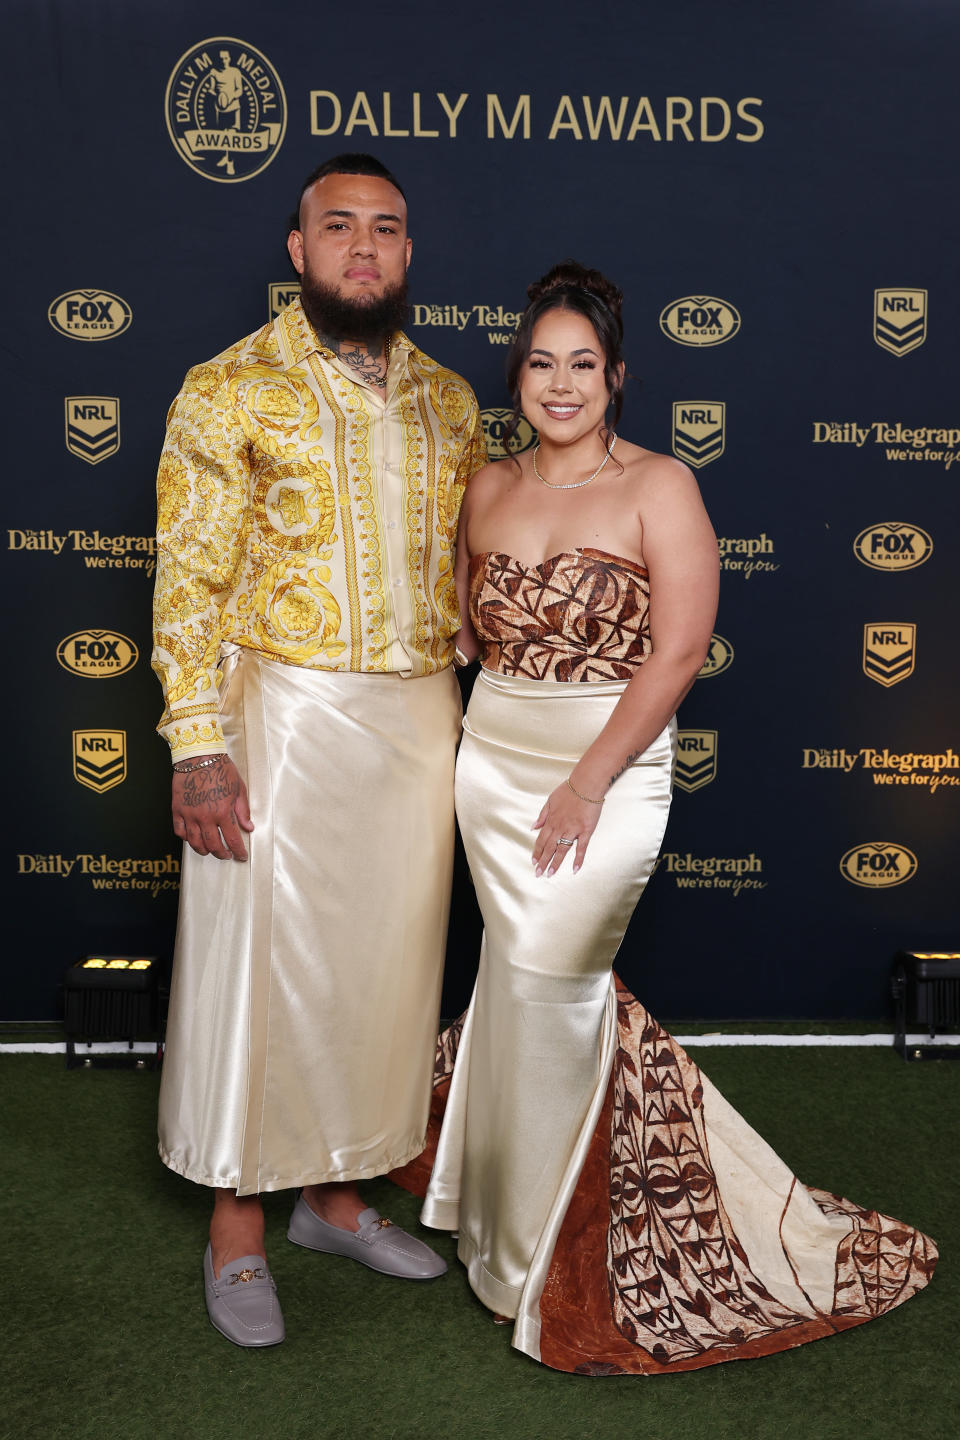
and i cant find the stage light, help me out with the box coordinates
[891,950,960,1061]
[62,955,161,1069]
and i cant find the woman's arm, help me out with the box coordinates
[533,457,719,874]
[451,470,484,664]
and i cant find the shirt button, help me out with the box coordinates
[387,520,397,530]
[393,578,402,588]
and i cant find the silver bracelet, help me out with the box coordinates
[173,753,226,774]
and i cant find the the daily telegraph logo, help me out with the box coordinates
[697,634,734,678]
[57,631,138,679]
[64,398,120,464]
[853,522,933,572]
[674,729,717,792]
[411,304,522,345]
[73,730,126,793]
[48,291,131,341]
[268,282,300,319]
[481,409,536,460]
[802,746,959,796]
[812,421,960,467]
[166,38,286,182]
[17,853,180,893]
[8,530,156,574]
[862,623,916,687]
[659,296,740,347]
[672,402,724,468]
[655,851,766,896]
[839,841,917,889]
[718,534,778,578]
[874,289,927,356]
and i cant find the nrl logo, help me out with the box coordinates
[674,729,718,792]
[481,408,536,460]
[49,291,132,342]
[697,634,734,678]
[874,289,927,356]
[862,623,916,687]
[839,841,917,889]
[73,730,127,793]
[268,282,300,319]
[659,295,740,348]
[165,37,287,182]
[64,398,120,465]
[672,402,725,468]
[853,522,933,572]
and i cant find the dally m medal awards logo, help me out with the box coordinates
[481,409,537,460]
[659,296,741,347]
[268,282,301,320]
[672,402,725,468]
[862,623,916,687]
[874,289,927,356]
[840,841,917,889]
[64,398,119,465]
[674,730,718,792]
[853,522,933,572]
[166,38,286,182]
[73,730,127,793]
[58,631,138,679]
[697,634,734,679]
[48,291,131,341]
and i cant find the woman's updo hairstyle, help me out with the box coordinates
[502,260,626,459]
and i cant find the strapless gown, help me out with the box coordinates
[392,548,936,1375]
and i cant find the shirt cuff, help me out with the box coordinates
[160,716,227,764]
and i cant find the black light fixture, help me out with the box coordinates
[62,955,162,1069]
[891,951,960,1061]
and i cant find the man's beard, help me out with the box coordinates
[299,265,409,345]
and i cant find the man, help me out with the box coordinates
[152,153,486,1347]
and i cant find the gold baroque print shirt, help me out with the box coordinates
[152,298,487,760]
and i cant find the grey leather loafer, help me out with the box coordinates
[203,1245,285,1347]
[287,1196,447,1280]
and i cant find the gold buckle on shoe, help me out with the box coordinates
[227,1266,266,1284]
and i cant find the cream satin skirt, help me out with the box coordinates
[422,668,675,1343]
[158,647,461,1195]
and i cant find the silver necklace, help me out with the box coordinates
[532,435,618,490]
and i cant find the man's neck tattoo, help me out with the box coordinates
[319,334,389,388]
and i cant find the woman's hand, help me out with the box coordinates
[531,782,604,876]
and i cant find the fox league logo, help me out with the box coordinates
[166,37,286,181]
[64,398,119,464]
[672,402,725,468]
[840,841,917,889]
[674,730,718,792]
[58,631,138,678]
[73,730,127,793]
[481,409,536,460]
[874,289,927,356]
[862,623,916,687]
[49,291,131,341]
[853,523,933,571]
[659,296,740,347]
[697,634,734,678]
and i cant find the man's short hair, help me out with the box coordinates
[288,153,407,235]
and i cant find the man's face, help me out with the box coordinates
[287,172,412,304]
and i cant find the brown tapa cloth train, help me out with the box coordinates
[393,978,937,1376]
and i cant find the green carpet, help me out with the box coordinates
[2,1049,955,1440]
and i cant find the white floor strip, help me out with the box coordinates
[1,1034,959,1054]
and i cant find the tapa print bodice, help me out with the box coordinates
[468,547,652,682]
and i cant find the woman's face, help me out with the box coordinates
[519,307,611,445]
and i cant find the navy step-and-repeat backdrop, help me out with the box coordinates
[3,0,957,1021]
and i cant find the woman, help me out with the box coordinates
[393,263,936,1375]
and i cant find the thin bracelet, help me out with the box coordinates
[565,776,605,806]
[173,753,226,774]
